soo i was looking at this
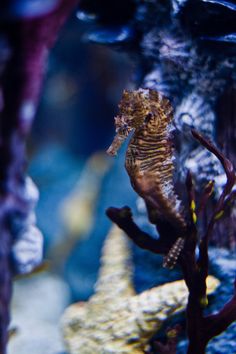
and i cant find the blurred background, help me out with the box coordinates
[9,12,137,354]
[7,7,236,354]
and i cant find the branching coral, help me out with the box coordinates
[106,88,236,353]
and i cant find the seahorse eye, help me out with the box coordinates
[144,112,154,123]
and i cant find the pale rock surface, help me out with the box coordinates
[62,225,219,354]
[9,273,70,354]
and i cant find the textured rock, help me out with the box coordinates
[62,225,219,354]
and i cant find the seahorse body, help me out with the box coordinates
[107,88,187,266]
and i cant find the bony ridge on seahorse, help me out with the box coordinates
[107,88,188,269]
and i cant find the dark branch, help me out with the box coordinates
[192,129,235,195]
[204,279,236,340]
[197,180,215,216]
[192,130,235,280]
[185,170,197,228]
[106,206,166,254]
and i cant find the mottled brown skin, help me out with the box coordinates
[124,89,186,233]
[107,88,187,264]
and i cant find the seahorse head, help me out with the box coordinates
[107,89,154,156]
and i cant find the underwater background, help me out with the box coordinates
[4,2,236,353]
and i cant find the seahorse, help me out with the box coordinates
[107,88,187,268]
